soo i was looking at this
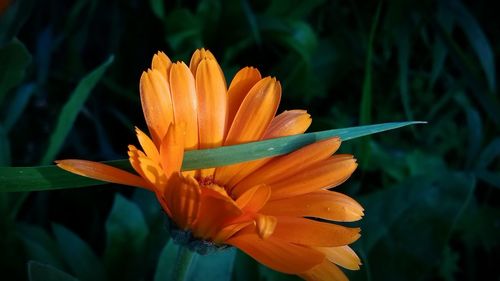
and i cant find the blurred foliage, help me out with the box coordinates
[0,0,498,280]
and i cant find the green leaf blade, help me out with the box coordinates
[154,240,178,281]
[28,261,79,281]
[52,224,106,281]
[183,121,426,170]
[186,248,237,281]
[40,55,114,165]
[0,38,31,104]
[0,121,425,192]
[104,194,149,281]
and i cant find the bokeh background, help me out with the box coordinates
[0,0,499,280]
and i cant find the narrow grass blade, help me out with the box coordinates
[449,1,496,92]
[435,23,500,126]
[3,83,36,132]
[359,2,382,168]
[183,121,426,170]
[40,55,114,164]
[28,261,78,281]
[0,38,31,104]
[359,1,381,125]
[0,121,425,192]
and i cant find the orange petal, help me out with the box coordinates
[217,109,313,189]
[159,123,184,177]
[139,69,174,146]
[271,217,361,247]
[316,246,362,270]
[299,260,348,281]
[169,62,199,150]
[212,221,253,244]
[192,188,242,240]
[56,160,151,190]
[269,156,358,200]
[215,78,281,185]
[235,184,271,213]
[128,145,147,180]
[137,156,168,189]
[260,190,364,222]
[263,110,312,139]
[151,51,172,80]
[255,214,277,239]
[232,138,342,197]
[224,77,281,146]
[155,190,173,217]
[226,226,324,274]
[195,58,227,149]
[135,127,160,163]
[189,48,217,75]
[164,173,201,230]
[227,67,262,128]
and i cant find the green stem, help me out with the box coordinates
[171,246,195,281]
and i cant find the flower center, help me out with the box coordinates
[196,175,215,187]
[196,175,232,199]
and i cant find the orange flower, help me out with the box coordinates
[56,49,363,280]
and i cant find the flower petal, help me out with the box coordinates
[192,188,242,240]
[213,221,253,244]
[269,156,357,199]
[225,77,281,145]
[128,145,147,180]
[299,260,348,281]
[255,214,277,239]
[260,190,364,222]
[164,173,201,230]
[195,58,227,149]
[160,123,184,177]
[215,77,281,185]
[169,62,199,150]
[316,246,362,270]
[189,48,217,75]
[135,127,160,163]
[219,109,313,189]
[137,156,167,189]
[226,226,325,274]
[232,138,341,197]
[235,184,271,213]
[139,69,174,146]
[271,217,361,247]
[151,51,172,80]
[55,160,151,190]
[263,109,312,139]
[227,67,262,128]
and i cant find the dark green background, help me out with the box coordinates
[0,0,498,280]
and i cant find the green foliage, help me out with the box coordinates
[0,0,498,280]
[355,171,475,280]
[232,251,261,281]
[154,240,178,281]
[40,56,114,165]
[104,194,149,281]
[0,0,34,45]
[52,224,105,281]
[186,248,237,281]
[27,261,78,281]
[0,39,31,104]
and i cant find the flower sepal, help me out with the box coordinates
[166,217,230,255]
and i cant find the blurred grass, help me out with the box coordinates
[40,55,113,165]
[0,0,498,280]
